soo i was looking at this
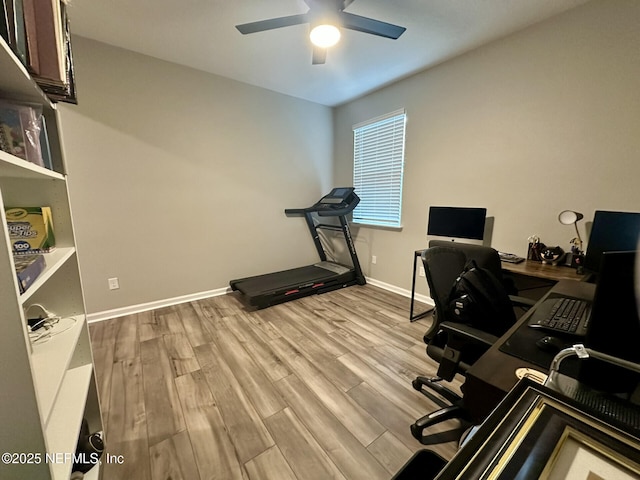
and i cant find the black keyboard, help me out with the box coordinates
[529,297,591,336]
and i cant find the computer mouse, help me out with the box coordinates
[536,335,566,353]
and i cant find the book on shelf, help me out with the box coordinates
[38,114,52,169]
[57,1,76,104]
[14,253,46,294]
[1,0,9,44]
[35,1,75,104]
[29,0,64,84]
[0,117,11,153]
[2,0,77,104]
[28,0,77,104]
[4,0,28,65]
[21,0,39,73]
[0,100,45,167]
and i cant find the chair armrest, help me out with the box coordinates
[434,322,498,381]
[509,295,537,308]
[422,318,439,344]
[440,321,498,349]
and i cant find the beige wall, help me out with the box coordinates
[334,0,640,297]
[60,38,334,315]
[60,0,640,316]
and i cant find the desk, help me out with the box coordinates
[463,279,596,423]
[409,249,586,321]
[502,259,591,302]
[409,249,434,321]
[501,259,590,282]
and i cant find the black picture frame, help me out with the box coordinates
[486,396,640,479]
[438,379,640,479]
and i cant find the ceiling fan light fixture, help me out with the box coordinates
[310,24,341,48]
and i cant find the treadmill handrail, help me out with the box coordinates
[284,208,307,215]
[317,203,357,217]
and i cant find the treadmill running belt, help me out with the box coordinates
[232,264,342,296]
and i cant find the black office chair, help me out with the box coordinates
[411,242,535,444]
[428,240,520,296]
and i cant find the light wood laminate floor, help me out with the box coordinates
[89,285,463,480]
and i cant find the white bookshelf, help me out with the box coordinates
[0,35,102,480]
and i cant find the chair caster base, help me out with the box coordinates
[411,421,472,446]
[410,422,422,441]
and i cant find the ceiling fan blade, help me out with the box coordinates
[312,46,327,65]
[236,13,309,34]
[339,12,406,39]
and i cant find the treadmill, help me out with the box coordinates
[230,187,366,309]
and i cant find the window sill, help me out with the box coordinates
[351,222,403,232]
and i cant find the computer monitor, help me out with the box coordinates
[583,210,640,276]
[427,206,487,241]
[579,250,640,392]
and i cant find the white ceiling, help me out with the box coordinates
[66,0,591,107]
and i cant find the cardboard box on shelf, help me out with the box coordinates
[14,254,47,294]
[5,206,56,254]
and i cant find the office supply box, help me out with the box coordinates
[14,254,47,294]
[5,206,56,254]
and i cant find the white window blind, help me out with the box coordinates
[352,109,406,228]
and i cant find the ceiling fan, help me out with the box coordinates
[235,0,406,65]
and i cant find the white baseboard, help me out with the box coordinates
[87,279,434,323]
[365,277,434,307]
[86,287,231,323]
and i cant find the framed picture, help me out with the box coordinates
[438,379,640,479]
[484,396,640,479]
[540,427,638,479]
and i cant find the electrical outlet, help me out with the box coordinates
[371,255,377,264]
[108,277,120,290]
[419,266,425,277]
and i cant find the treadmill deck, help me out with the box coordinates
[231,262,349,297]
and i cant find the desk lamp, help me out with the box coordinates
[558,210,584,270]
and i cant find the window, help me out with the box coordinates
[352,109,406,228]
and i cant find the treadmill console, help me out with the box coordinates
[285,188,360,217]
[313,188,359,216]
[318,187,357,206]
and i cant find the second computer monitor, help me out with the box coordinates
[579,250,640,392]
[584,210,640,275]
